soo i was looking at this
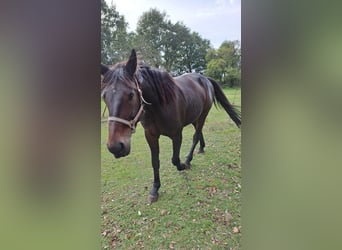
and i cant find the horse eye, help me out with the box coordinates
[128,92,134,100]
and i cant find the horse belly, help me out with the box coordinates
[183,98,205,125]
[141,109,183,137]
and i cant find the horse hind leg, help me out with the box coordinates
[185,120,206,166]
[185,132,199,166]
[198,131,205,154]
[171,131,189,171]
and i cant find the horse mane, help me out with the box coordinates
[138,62,177,105]
[101,61,178,106]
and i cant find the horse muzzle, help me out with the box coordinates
[107,141,131,158]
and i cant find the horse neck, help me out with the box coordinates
[140,79,179,117]
[141,76,180,107]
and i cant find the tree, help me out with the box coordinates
[206,58,226,81]
[133,8,168,68]
[163,25,210,75]
[101,0,130,64]
[205,47,217,62]
[162,21,189,72]
[134,9,210,75]
[182,32,210,74]
[205,40,241,87]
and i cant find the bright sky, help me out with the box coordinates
[105,0,241,49]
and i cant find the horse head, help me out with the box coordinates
[101,49,142,158]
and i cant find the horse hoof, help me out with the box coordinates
[184,162,191,169]
[177,163,191,171]
[198,149,205,154]
[148,194,158,204]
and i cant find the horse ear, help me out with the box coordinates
[101,64,110,75]
[125,49,137,77]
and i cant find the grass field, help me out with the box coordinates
[101,88,241,249]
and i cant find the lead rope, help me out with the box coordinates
[102,105,107,118]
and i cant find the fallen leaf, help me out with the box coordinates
[169,241,175,249]
[224,211,233,225]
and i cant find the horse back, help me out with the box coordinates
[173,73,214,124]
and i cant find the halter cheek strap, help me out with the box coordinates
[107,103,145,133]
[107,76,151,133]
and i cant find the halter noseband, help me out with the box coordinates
[107,76,150,133]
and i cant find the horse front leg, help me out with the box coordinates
[171,131,189,171]
[145,132,161,203]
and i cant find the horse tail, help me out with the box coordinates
[208,77,241,128]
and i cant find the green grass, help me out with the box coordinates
[101,88,241,249]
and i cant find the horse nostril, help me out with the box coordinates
[107,142,125,155]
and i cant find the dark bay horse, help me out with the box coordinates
[101,49,241,203]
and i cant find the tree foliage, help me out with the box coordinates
[101,5,240,85]
[162,21,190,73]
[133,8,210,75]
[133,8,167,68]
[181,31,210,74]
[206,40,241,87]
[101,0,130,64]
